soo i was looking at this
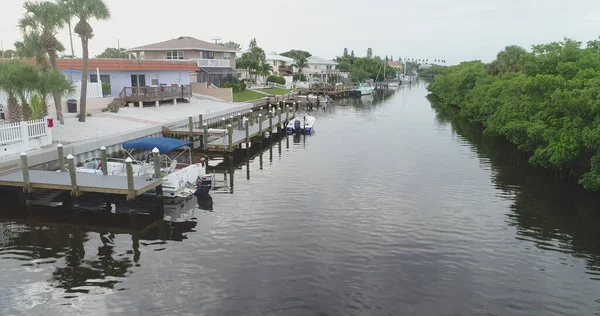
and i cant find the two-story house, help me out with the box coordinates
[303,56,338,76]
[129,36,238,86]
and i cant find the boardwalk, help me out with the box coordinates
[206,114,291,151]
[0,170,161,198]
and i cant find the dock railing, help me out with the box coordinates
[119,85,192,103]
[0,117,53,156]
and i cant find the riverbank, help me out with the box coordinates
[427,38,600,191]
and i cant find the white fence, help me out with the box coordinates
[0,117,53,157]
[66,81,103,100]
[195,59,231,68]
[268,81,292,90]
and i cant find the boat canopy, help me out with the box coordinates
[122,137,192,154]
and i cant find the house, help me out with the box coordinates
[0,58,199,118]
[303,56,338,75]
[129,36,238,86]
[265,52,294,76]
[57,58,199,97]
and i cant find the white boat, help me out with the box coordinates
[303,94,331,104]
[76,137,214,198]
[356,86,374,95]
[387,82,400,88]
[286,113,316,135]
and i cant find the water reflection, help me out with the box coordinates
[430,98,600,280]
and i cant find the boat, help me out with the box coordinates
[196,174,216,194]
[356,85,374,95]
[76,137,215,198]
[387,81,400,88]
[303,94,331,104]
[286,113,316,135]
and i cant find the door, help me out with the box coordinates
[130,74,146,87]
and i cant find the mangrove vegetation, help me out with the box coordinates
[427,37,600,191]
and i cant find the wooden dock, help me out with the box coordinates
[0,170,161,199]
[205,113,290,151]
[299,83,361,98]
[119,85,192,103]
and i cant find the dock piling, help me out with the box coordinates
[152,147,163,197]
[249,110,254,126]
[268,111,273,136]
[125,157,135,201]
[101,146,108,175]
[277,107,282,133]
[199,114,203,128]
[67,154,78,197]
[245,117,250,153]
[57,143,65,172]
[227,124,233,152]
[258,114,263,137]
[202,124,208,150]
[20,152,30,195]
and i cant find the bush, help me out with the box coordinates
[102,82,111,96]
[267,75,286,85]
[105,99,123,113]
[220,82,242,93]
[293,74,307,81]
[239,82,246,91]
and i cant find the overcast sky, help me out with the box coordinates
[1,0,599,64]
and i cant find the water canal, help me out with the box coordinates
[0,82,599,315]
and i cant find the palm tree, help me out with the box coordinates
[291,56,308,81]
[36,70,75,118]
[259,62,273,84]
[61,0,110,122]
[0,62,22,122]
[19,1,68,124]
[14,32,47,69]
[57,0,76,57]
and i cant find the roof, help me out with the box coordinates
[265,52,294,63]
[0,58,199,72]
[200,67,237,74]
[306,56,338,66]
[130,36,238,53]
[122,137,192,154]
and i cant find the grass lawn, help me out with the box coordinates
[233,90,268,102]
[262,88,292,95]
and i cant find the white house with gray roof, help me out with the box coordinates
[129,36,239,86]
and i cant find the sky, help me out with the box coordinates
[1,0,600,64]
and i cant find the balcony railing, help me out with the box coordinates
[195,59,231,68]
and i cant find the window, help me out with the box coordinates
[90,74,98,83]
[131,74,146,87]
[91,74,111,83]
[166,51,184,60]
[223,53,231,60]
[201,51,214,59]
[150,73,159,86]
[140,52,145,60]
[100,74,111,84]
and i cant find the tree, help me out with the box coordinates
[258,62,273,83]
[95,47,128,58]
[249,38,257,50]
[222,41,241,51]
[280,50,311,60]
[14,32,47,68]
[62,0,111,122]
[366,48,373,58]
[0,49,16,58]
[0,61,24,122]
[57,0,76,57]
[343,48,348,57]
[291,56,308,79]
[19,0,68,123]
[36,69,75,118]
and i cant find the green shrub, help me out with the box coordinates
[102,82,111,96]
[105,99,123,113]
[29,93,46,120]
[86,112,92,117]
[220,82,242,93]
[267,75,286,85]
[239,82,247,91]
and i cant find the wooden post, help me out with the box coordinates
[249,110,254,126]
[229,115,234,126]
[258,114,263,137]
[198,114,203,127]
[221,117,226,128]
[20,152,30,196]
[203,123,208,150]
[125,157,135,201]
[245,117,250,152]
[268,111,273,135]
[57,143,65,172]
[100,146,108,175]
[152,147,163,197]
[238,113,243,129]
[188,115,194,138]
[286,105,290,121]
[277,107,282,133]
[227,124,233,152]
[67,154,78,197]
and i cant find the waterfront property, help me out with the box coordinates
[129,36,239,86]
[0,117,53,157]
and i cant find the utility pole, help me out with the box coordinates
[1,39,4,58]
[212,37,221,45]
[117,38,120,50]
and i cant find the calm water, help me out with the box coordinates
[1,82,600,315]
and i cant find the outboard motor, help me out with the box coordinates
[294,119,301,133]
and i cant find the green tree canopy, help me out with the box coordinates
[280,49,311,60]
[95,47,128,58]
[222,41,241,51]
